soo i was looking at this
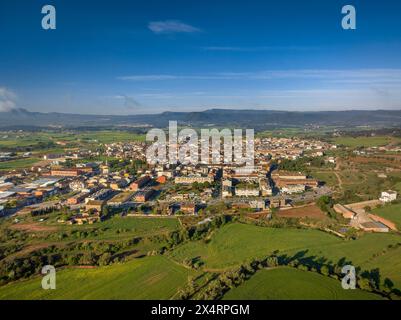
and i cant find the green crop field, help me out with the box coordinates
[77,131,145,143]
[2,221,401,299]
[394,182,401,194]
[0,140,38,148]
[223,268,384,300]
[168,224,342,269]
[0,131,145,150]
[168,223,401,289]
[70,216,180,240]
[21,215,182,243]
[0,158,40,170]
[0,256,195,300]
[311,171,338,187]
[332,136,393,148]
[372,204,401,230]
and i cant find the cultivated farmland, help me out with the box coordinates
[223,268,384,300]
[0,256,195,300]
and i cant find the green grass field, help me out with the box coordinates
[53,216,181,241]
[311,171,339,187]
[2,221,401,299]
[223,268,384,300]
[168,224,342,269]
[0,158,40,170]
[333,136,393,148]
[0,256,195,300]
[0,140,37,147]
[77,131,145,143]
[372,203,401,230]
[80,216,180,239]
[169,223,401,289]
[0,131,145,150]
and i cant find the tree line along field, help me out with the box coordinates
[1,220,400,299]
[223,268,383,300]
[1,215,182,263]
[0,130,146,171]
[168,223,401,290]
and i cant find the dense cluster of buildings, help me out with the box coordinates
[104,141,147,160]
[255,137,336,161]
[0,135,359,223]
[0,134,340,223]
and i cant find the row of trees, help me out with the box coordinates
[1,214,234,284]
[0,237,143,284]
[238,214,303,229]
[151,215,233,254]
[182,256,281,300]
[179,251,401,300]
[277,156,333,172]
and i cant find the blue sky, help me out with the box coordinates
[1,0,401,114]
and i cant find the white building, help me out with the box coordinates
[235,188,260,197]
[380,190,397,203]
[281,184,306,194]
[175,176,214,184]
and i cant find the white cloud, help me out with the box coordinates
[0,87,17,112]
[148,20,201,34]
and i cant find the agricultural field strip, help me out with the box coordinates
[168,224,401,276]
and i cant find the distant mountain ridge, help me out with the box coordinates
[1,108,401,129]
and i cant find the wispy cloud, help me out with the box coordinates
[117,69,401,85]
[202,46,318,52]
[148,20,201,34]
[117,75,180,81]
[0,87,17,112]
